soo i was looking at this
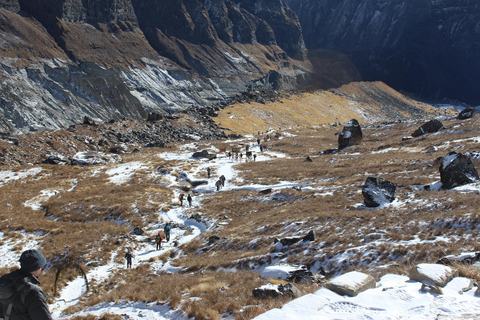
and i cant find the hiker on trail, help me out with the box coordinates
[187,194,192,207]
[215,179,222,191]
[253,154,257,161]
[125,250,134,269]
[260,145,263,152]
[220,175,226,187]
[164,224,171,242]
[207,167,211,178]
[257,138,261,145]
[156,233,163,250]
[227,151,232,159]
[179,193,184,206]
[0,249,52,320]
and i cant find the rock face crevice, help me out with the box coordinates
[0,0,312,133]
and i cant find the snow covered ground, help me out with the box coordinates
[2,132,480,319]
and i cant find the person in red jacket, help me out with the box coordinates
[155,233,163,250]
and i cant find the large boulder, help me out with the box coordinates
[338,119,362,149]
[409,263,457,287]
[440,152,479,189]
[457,108,475,120]
[411,119,443,137]
[192,150,216,160]
[362,177,396,207]
[326,271,376,297]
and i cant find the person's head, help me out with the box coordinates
[19,249,47,276]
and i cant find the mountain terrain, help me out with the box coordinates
[0,0,478,134]
[284,0,480,105]
[1,88,480,319]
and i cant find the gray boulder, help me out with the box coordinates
[362,177,396,207]
[326,271,376,297]
[440,151,479,189]
[409,263,457,287]
[133,226,144,235]
[338,119,363,149]
[192,150,216,160]
[412,119,443,137]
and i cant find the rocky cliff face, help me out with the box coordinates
[0,0,311,133]
[284,0,480,105]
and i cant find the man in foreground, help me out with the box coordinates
[0,249,52,320]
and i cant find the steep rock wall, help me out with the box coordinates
[0,0,312,133]
[284,0,480,104]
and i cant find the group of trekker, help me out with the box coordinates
[178,193,193,207]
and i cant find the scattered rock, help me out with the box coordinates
[258,188,272,195]
[83,115,96,125]
[286,265,315,283]
[110,143,131,154]
[144,141,166,148]
[133,226,144,235]
[457,108,475,120]
[437,252,480,265]
[409,263,457,287]
[420,283,443,294]
[43,154,70,165]
[440,151,479,189]
[304,156,313,162]
[147,112,164,122]
[0,133,19,145]
[411,119,443,137]
[208,235,220,243]
[71,151,123,166]
[362,177,396,207]
[326,271,376,297]
[302,230,315,242]
[253,283,301,299]
[338,119,363,150]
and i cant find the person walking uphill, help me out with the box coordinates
[164,224,171,242]
[155,233,163,250]
[178,193,184,206]
[187,194,192,207]
[0,249,52,320]
[124,250,134,269]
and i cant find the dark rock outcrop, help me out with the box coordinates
[457,108,476,120]
[253,283,301,299]
[338,119,362,149]
[412,119,444,137]
[362,177,396,207]
[192,150,216,160]
[440,151,479,189]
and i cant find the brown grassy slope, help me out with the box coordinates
[216,81,453,135]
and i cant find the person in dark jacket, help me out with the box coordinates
[0,249,52,320]
[124,250,134,269]
[187,194,192,207]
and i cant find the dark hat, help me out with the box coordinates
[19,249,47,272]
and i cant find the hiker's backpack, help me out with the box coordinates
[156,235,162,242]
[0,274,27,320]
[165,225,171,233]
